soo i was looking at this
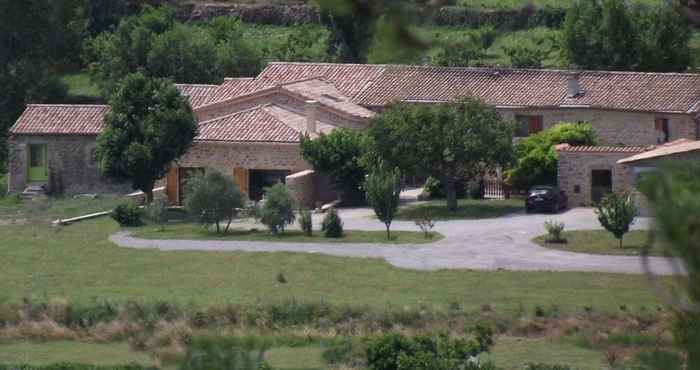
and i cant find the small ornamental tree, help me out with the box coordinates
[184,171,245,234]
[366,97,514,212]
[300,129,367,205]
[96,72,197,202]
[595,192,636,249]
[365,165,402,239]
[260,183,296,235]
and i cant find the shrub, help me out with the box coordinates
[180,335,270,370]
[365,166,402,239]
[299,208,313,236]
[260,183,295,235]
[595,192,636,249]
[145,198,169,231]
[544,220,566,243]
[414,216,435,238]
[504,42,544,68]
[366,333,488,370]
[321,208,343,238]
[111,202,143,227]
[184,171,245,234]
[422,177,466,199]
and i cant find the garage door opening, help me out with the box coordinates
[249,170,290,201]
[591,169,612,204]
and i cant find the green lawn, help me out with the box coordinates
[0,216,667,312]
[484,337,602,370]
[0,341,155,366]
[133,223,442,244]
[395,198,523,221]
[532,230,666,256]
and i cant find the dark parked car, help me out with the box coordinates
[525,186,568,213]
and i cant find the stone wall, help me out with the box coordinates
[178,141,310,173]
[286,170,316,209]
[557,151,636,207]
[7,135,130,195]
[498,109,698,146]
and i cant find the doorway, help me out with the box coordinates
[249,170,290,201]
[27,144,48,183]
[591,169,612,204]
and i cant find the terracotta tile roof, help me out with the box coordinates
[176,84,219,108]
[556,143,650,154]
[196,104,301,143]
[10,104,109,135]
[204,78,274,106]
[618,139,700,164]
[258,62,700,113]
[280,78,375,119]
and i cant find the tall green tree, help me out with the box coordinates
[562,0,691,72]
[184,171,245,234]
[595,192,637,249]
[365,165,402,239]
[366,97,514,211]
[639,162,700,369]
[507,122,597,191]
[300,129,367,205]
[96,73,197,202]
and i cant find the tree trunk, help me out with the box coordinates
[144,189,154,204]
[443,177,458,212]
[224,217,232,233]
[215,220,220,234]
[619,236,623,249]
[386,223,391,240]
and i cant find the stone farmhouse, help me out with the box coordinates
[6,62,700,209]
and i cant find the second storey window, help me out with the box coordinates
[515,115,544,137]
[655,118,670,144]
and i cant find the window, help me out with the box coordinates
[655,118,670,144]
[515,115,544,137]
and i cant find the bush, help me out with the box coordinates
[260,183,295,235]
[184,171,245,234]
[299,208,313,236]
[544,220,566,243]
[366,333,489,370]
[145,198,169,231]
[422,177,466,200]
[111,202,143,227]
[414,216,435,238]
[321,208,343,238]
[180,335,270,370]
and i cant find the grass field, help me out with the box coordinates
[133,223,441,244]
[396,198,523,220]
[532,230,667,256]
[483,337,601,370]
[0,341,155,366]
[0,197,667,312]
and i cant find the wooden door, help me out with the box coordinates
[233,168,249,198]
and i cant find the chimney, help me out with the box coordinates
[305,100,319,134]
[567,71,582,98]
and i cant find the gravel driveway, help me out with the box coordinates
[111,207,682,275]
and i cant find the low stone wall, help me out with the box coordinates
[7,135,130,195]
[287,169,316,209]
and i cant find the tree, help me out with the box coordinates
[96,72,197,202]
[561,0,691,72]
[365,165,402,239]
[260,183,296,235]
[507,122,597,191]
[184,171,244,234]
[300,129,367,205]
[639,161,700,369]
[366,97,514,211]
[595,192,636,249]
[504,42,544,69]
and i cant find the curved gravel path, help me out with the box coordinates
[110,207,682,275]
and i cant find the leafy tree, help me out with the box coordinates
[639,162,700,370]
[300,129,367,205]
[96,72,197,202]
[595,192,636,249]
[273,25,331,63]
[260,183,296,235]
[184,171,244,234]
[504,42,544,69]
[365,165,402,239]
[562,0,691,72]
[0,0,71,171]
[321,207,344,238]
[86,6,262,94]
[366,97,514,211]
[431,39,482,67]
[507,122,597,191]
[299,208,313,236]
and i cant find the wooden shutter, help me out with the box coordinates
[165,166,178,205]
[654,118,664,131]
[529,116,544,134]
[233,168,249,197]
